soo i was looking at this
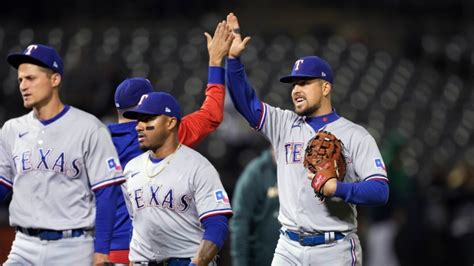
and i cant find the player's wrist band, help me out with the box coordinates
[233,28,241,34]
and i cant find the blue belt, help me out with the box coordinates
[135,258,191,266]
[282,229,345,246]
[16,226,86,241]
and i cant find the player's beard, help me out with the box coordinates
[139,141,162,152]
[295,102,320,117]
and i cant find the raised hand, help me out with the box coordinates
[204,21,235,67]
[226,12,251,59]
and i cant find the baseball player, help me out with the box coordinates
[121,92,233,265]
[107,21,233,264]
[0,44,124,265]
[223,13,389,265]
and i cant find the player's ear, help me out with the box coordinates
[322,81,332,96]
[167,117,178,131]
[50,72,61,88]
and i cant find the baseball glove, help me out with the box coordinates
[303,130,346,201]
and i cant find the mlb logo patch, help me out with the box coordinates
[107,158,122,171]
[374,158,386,170]
[214,190,229,204]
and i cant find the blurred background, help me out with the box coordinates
[0,0,473,265]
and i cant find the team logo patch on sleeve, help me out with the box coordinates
[214,190,229,203]
[107,158,122,171]
[374,158,386,170]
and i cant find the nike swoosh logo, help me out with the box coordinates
[18,132,29,138]
[131,172,140,178]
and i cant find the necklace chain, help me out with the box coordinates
[146,144,181,178]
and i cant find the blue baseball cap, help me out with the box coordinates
[123,92,182,121]
[114,78,154,109]
[7,44,64,75]
[280,56,333,83]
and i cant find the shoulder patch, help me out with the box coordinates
[107,158,122,171]
[374,158,385,170]
[214,190,229,203]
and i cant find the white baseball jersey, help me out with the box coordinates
[259,104,388,233]
[123,144,232,262]
[0,106,124,230]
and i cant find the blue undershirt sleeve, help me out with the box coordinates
[202,215,229,250]
[226,58,264,128]
[94,184,120,254]
[0,183,12,201]
[208,66,225,84]
[334,179,389,206]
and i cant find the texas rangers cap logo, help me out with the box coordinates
[294,59,304,71]
[138,94,149,105]
[24,45,38,55]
